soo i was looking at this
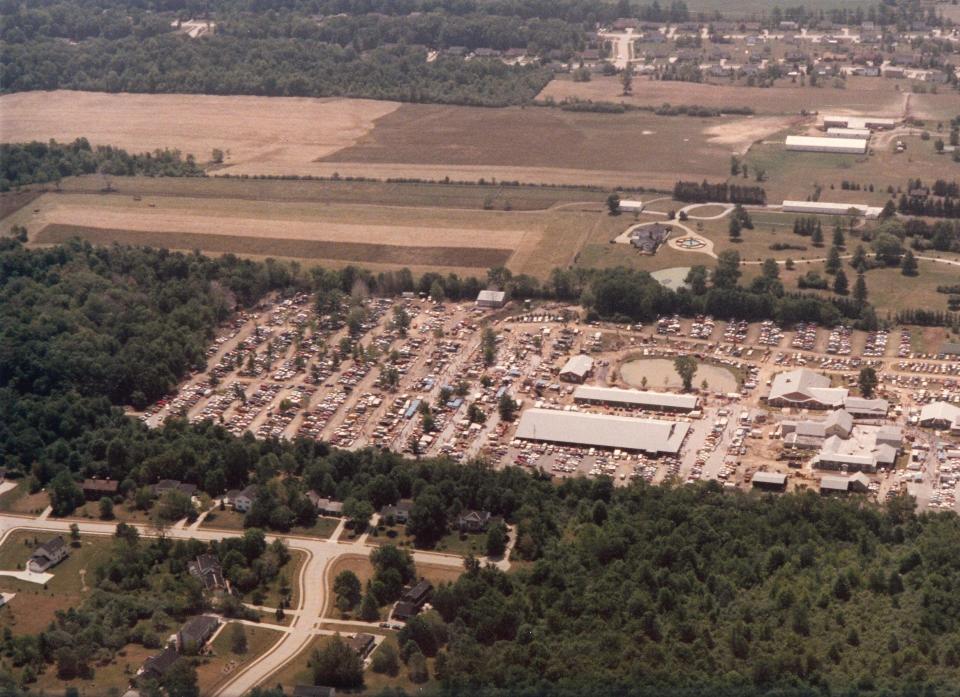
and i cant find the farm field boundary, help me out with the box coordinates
[34,224,513,269]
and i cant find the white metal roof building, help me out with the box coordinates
[843,397,889,417]
[619,200,645,213]
[785,135,868,154]
[476,290,507,308]
[768,368,848,409]
[821,115,897,130]
[919,401,960,430]
[825,127,872,138]
[559,355,594,383]
[820,475,850,493]
[515,409,690,455]
[573,385,699,412]
[752,471,788,489]
[782,200,883,219]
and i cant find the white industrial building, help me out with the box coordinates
[476,290,507,309]
[782,200,883,219]
[573,385,700,413]
[825,127,872,139]
[821,115,897,130]
[559,355,594,383]
[619,200,645,213]
[785,135,868,154]
[514,408,690,455]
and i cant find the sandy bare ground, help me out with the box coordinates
[703,116,800,154]
[28,195,531,249]
[0,90,399,170]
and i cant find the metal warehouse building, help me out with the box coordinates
[515,409,690,455]
[825,127,872,139]
[782,200,883,219]
[785,135,867,154]
[821,115,897,130]
[573,385,700,413]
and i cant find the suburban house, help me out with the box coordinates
[457,510,492,533]
[393,579,434,621]
[231,484,259,513]
[139,645,180,682]
[153,479,198,498]
[628,224,671,254]
[28,536,69,573]
[293,687,336,697]
[767,368,847,409]
[81,478,119,501]
[176,615,220,654]
[347,633,376,659]
[379,500,414,524]
[306,491,344,517]
[187,554,226,592]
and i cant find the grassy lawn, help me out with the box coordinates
[0,531,115,636]
[260,549,307,610]
[291,516,340,539]
[434,530,487,557]
[416,562,464,588]
[0,480,49,516]
[196,622,284,695]
[67,500,153,525]
[367,522,416,548]
[30,642,155,694]
[325,554,378,620]
[361,634,436,696]
[273,635,331,690]
[200,507,247,531]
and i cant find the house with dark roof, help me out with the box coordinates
[81,478,119,501]
[28,536,69,573]
[379,500,414,524]
[187,554,226,591]
[347,633,376,659]
[457,510,491,533]
[393,578,433,620]
[177,615,220,654]
[293,687,336,697]
[629,224,671,254]
[139,645,179,681]
[153,480,197,498]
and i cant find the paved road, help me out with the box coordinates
[0,511,468,696]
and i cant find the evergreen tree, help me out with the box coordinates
[833,268,849,295]
[853,273,868,304]
[826,246,842,275]
[900,249,918,276]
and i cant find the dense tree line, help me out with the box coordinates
[1,138,205,191]
[904,219,960,253]
[0,36,551,107]
[673,181,766,205]
[418,484,960,695]
[898,193,960,219]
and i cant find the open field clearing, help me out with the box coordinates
[0,90,398,171]
[320,102,734,188]
[539,76,908,117]
[50,175,609,212]
[4,181,610,277]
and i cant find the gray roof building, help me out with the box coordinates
[559,355,594,383]
[476,290,507,308]
[843,396,889,418]
[573,385,699,412]
[515,409,689,455]
[768,368,847,409]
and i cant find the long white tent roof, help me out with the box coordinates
[515,408,689,454]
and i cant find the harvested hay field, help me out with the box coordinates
[35,224,513,268]
[320,103,734,189]
[538,76,907,117]
[51,175,608,212]
[0,90,398,171]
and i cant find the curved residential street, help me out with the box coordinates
[0,511,473,696]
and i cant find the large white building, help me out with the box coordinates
[785,135,868,154]
[515,409,690,455]
[821,115,897,130]
[768,368,848,409]
[825,127,872,139]
[573,385,700,413]
[782,200,883,219]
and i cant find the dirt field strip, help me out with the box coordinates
[0,90,398,170]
